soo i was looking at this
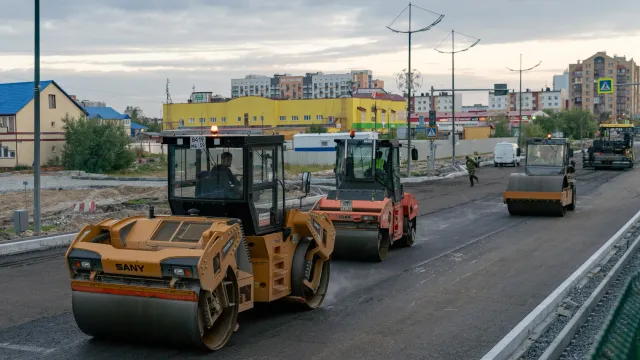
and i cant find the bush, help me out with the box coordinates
[61,115,136,173]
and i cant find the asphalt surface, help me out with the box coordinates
[0,153,639,360]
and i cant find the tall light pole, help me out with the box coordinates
[507,55,541,147]
[33,0,42,233]
[387,2,443,174]
[434,29,480,167]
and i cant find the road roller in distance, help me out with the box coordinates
[583,123,635,170]
[310,133,419,262]
[65,129,336,351]
[503,135,577,217]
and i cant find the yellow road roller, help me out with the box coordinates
[503,135,576,217]
[65,128,336,351]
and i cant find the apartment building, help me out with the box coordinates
[508,88,566,112]
[410,92,463,112]
[488,91,509,111]
[230,70,384,100]
[553,71,569,93]
[568,52,640,119]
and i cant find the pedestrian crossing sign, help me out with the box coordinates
[426,127,438,139]
[597,78,613,94]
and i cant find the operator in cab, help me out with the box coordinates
[215,151,241,186]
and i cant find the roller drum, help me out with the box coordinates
[505,174,568,217]
[72,291,203,346]
[331,228,387,262]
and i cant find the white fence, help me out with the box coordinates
[129,138,517,165]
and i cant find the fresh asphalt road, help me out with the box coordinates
[0,154,639,360]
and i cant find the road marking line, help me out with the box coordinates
[0,343,56,354]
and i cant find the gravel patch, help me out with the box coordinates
[560,241,640,359]
[518,223,640,359]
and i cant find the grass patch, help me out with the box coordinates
[108,157,168,178]
[284,164,333,174]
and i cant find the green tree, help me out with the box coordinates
[308,124,327,133]
[532,112,560,134]
[556,109,597,139]
[62,115,136,173]
[522,122,546,139]
[491,115,511,138]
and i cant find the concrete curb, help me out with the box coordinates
[481,209,640,360]
[0,233,77,257]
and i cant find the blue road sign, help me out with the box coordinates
[426,127,438,139]
[597,78,613,94]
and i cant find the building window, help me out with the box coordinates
[188,118,195,124]
[253,116,257,122]
[48,94,56,109]
[199,118,205,123]
[303,115,311,121]
[0,146,15,159]
[210,118,216,123]
[316,115,322,120]
[221,117,227,123]
[280,116,286,121]
[292,116,299,121]
[51,121,55,128]
[237,117,241,122]
[179,119,184,126]
[260,115,264,123]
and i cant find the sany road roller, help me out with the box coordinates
[311,133,419,262]
[503,135,577,217]
[65,128,336,351]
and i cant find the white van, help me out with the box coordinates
[493,142,521,167]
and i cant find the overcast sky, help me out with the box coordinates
[1,0,640,118]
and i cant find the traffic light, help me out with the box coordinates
[428,110,436,127]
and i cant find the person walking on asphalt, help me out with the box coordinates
[466,155,479,187]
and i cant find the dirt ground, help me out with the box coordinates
[0,182,323,242]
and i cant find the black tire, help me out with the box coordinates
[568,186,576,211]
[397,217,416,248]
[290,238,331,309]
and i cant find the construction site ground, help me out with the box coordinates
[1,147,639,360]
[0,156,490,241]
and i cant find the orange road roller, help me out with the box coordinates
[311,136,419,262]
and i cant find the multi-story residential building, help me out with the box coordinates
[124,106,144,119]
[231,75,271,99]
[230,70,384,100]
[462,104,489,112]
[508,88,566,112]
[311,72,352,99]
[568,52,640,119]
[410,92,463,113]
[488,91,508,111]
[553,71,569,93]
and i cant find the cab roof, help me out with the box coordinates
[160,132,284,147]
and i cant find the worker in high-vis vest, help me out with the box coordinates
[375,151,386,171]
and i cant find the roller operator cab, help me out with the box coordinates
[583,123,635,170]
[64,130,336,352]
[503,136,577,217]
[311,137,419,262]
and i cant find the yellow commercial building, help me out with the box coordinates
[162,96,408,131]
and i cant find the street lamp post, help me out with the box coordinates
[507,55,541,147]
[33,0,42,233]
[434,29,480,167]
[387,2,443,174]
